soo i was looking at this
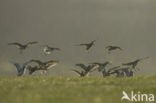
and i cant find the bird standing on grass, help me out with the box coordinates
[105,46,122,54]
[8,41,38,53]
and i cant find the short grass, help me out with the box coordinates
[0,76,156,103]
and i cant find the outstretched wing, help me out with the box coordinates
[86,44,92,50]
[46,63,58,70]
[71,69,82,76]
[12,62,21,73]
[108,66,121,73]
[139,57,149,61]
[27,41,38,45]
[8,42,23,48]
[75,43,88,46]
[105,46,111,49]
[22,60,33,69]
[116,46,122,50]
[53,48,61,51]
[122,62,133,66]
[75,64,87,71]
[88,64,99,72]
[31,60,43,65]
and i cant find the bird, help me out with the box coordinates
[105,46,122,54]
[75,40,96,52]
[31,59,59,73]
[122,57,149,69]
[11,60,33,76]
[75,63,99,76]
[90,61,112,72]
[42,45,61,55]
[8,41,38,53]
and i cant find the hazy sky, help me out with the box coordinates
[0,0,156,76]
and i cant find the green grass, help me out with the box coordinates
[0,76,156,103]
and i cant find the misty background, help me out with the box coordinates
[0,0,156,76]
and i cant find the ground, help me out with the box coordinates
[0,76,156,103]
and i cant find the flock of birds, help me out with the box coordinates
[8,40,149,77]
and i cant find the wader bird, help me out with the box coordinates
[12,60,33,76]
[31,59,59,73]
[105,46,122,54]
[8,41,38,53]
[75,40,96,52]
[122,57,149,69]
[74,63,99,77]
[42,45,61,55]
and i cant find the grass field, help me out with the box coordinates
[0,76,156,103]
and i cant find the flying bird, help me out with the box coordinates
[75,63,99,76]
[122,57,149,69]
[105,46,122,54]
[75,40,96,52]
[42,45,61,55]
[11,60,33,76]
[8,41,38,53]
[31,59,59,73]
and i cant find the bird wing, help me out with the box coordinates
[71,70,82,76]
[27,41,38,45]
[53,48,61,51]
[75,43,88,46]
[86,44,92,50]
[89,64,99,72]
[139,57,149,61]
[116,46,122,50]
[122,62,133,66]
[108,66,120,72]
[12,62,21,73]
[22,60,33,69]
[46,63,58,70]
[31,60,43,65]
[75,64,88,71]
[8,42,23,48]
[88,64,98,70]
[105,46,111,49]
